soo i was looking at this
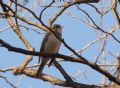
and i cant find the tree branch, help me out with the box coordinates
[1,39,120,85]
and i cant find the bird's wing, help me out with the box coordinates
[38,32,52,63]
[48,42,61,67]
[48,32,62,67]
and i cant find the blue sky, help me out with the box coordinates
[0,0,120,88]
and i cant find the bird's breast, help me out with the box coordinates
[43,35,61,53]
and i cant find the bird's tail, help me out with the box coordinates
[48,58,55,67]
[36,63,44,76]
[36,57,49,76]
[38,56,41,63]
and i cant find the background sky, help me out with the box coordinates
[0,0,120,88]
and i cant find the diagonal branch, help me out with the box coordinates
[24,68,104,88]
[112,0,120,27]
[0,0,34,75]
[1,39,120,85]
[53,60,73,82]
[1,2,48,31]
[0,75,17,88]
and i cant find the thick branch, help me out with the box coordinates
[23,68,104,88]
[1,39,120,85]
[0,0,34,74]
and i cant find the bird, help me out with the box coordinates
[36,24,62,76]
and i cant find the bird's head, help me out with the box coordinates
[52,24,62,33]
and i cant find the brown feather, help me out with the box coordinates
[36,24,62,76]
[38,32,52,63]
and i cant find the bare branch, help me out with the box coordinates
[1,39,120,85]
[0,75,17,88]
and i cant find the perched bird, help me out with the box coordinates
[36,24,62,76]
